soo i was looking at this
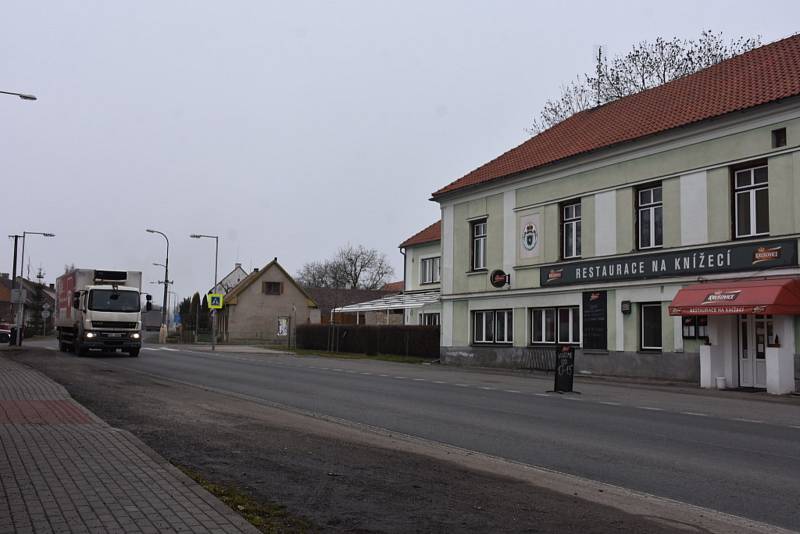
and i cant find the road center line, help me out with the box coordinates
[504,389,521,394]
[681,412,708,417]
[638,406,664,411]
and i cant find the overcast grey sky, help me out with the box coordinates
[2,1,798,303]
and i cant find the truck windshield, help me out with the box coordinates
[88,290,141,312]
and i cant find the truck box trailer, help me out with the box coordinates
[55,269,151,356]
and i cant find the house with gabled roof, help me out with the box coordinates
[431,35,800,393]
[220,258,319,343]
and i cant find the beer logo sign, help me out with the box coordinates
[546,269,563,283]
[752,246,781,264]
[701,290,741,305]
[521,223,538,251]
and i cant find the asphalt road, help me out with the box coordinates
[32,341,800,530]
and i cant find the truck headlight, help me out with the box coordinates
[131,332,141,339]
[85,332,95,339]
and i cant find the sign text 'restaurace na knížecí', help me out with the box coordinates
[540,240,797,286]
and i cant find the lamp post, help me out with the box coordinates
[0,90,37,101]
[17,231,55,344]
[190,233,218,351]
[146,229,169,343]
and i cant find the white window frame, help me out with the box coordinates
[420,256,441,284]
[531,307,579,344]
[562,202,581,259]
[471,220,487,270]
[637,184,663,250]
[640,303,663,351]
[419,313,440,326]
[734,165,769,239]
[473,309,512,344]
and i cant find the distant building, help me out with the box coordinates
[305,287,400,325]
[211,263,248,295]
[331,221,442,325]
[221,258,319,343]
[0,273,12,324]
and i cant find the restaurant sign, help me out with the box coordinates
[540,240,798,287]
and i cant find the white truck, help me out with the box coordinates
[55,269,152,357]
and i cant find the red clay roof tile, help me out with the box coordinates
[399,221,441,248]
[433,34,800,198]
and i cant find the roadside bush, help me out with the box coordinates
[296,324,439,359]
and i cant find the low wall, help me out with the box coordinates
[442,346,700,383]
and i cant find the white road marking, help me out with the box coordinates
[732,417,764,424]
[681,411,708,417]
[413,378,426,382]
[479,386,495,390]
[599,401,620,406]
[359,372,372,376]
[504,389,521,394]
[638,406,664,412]
[433,381,446,384]
[562,396,583,401]
[332,369,344,372]
[454,383,470,387]
[789,425,800,430]
[379,374,389,377]
[534,393,550,397]
[393,376,407,380]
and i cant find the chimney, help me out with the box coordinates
[235,263,242,269]
[253,267,259,272]
[49,283,55,289]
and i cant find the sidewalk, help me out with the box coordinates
[0,354,258,534]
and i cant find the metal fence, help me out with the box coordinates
[520,347,557,372]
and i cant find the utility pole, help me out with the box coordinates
[146,229,170,343]
[8,235,21,345]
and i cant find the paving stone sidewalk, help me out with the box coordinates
[0,355,258,534]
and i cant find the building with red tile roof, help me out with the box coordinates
[433,34,800,199]
[429,35,800,393]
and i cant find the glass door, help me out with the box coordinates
[738,315,770,388]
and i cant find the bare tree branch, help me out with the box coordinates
[527,31,761,135]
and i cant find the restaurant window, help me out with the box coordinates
[262,281,283,295]
[471,219,487,271]
[419,313,440,326]
[640,303,662,351]
[682,316,708,339]
[473,309,512,344]
[733,165,769,238]
[420,256,441,284]
[562,202,581,259]
[637,184,663,250]
[531,307,579,344]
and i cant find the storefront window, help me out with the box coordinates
[473,310,512,344]
[531,307,578,344]
[682,316,708,339]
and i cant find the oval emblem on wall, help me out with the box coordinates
[490,269,509,288]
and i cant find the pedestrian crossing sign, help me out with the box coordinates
[209,294,224,309]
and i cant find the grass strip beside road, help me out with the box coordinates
[178,466,318,533]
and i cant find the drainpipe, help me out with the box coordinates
[400,246,406,324]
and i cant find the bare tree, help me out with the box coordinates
[296,245,395,290]
[528,31,761,134]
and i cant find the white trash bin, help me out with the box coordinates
[715,376,727,390]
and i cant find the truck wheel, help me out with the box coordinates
[128,349,140,357]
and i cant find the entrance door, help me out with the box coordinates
[738,315,770,388]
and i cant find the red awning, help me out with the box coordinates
[669,277,800,316]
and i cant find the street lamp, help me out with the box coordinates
[0,90,37,101]
[17,231,55,345]
[190,233,218,351]
[146,229,169,343]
